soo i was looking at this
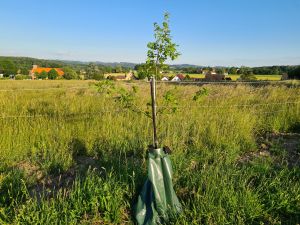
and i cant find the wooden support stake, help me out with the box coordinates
[150,76,158,149]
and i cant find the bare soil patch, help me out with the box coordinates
[16,156,101,200]
[238,132,300,167]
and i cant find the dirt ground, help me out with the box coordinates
[239,132,300,167]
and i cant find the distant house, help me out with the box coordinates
[204,71,225,81]
[29,65,64,79]
[161,76,169,81]
[171,74,185,82]
[0,74,3,78]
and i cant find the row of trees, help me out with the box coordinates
[130,63,300,80]
[0,59,17,76]
[35,69,60,80]
[231,66,292,75]
[169,65,299,76]
[31,67,79,80]
[288,66,300,79]
[33,67,80,80]
[0,57,66,76]
[0,57,132,79]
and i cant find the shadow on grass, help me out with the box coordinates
[289,121,300,133]
[1,137,148,223]
[29,137,147,201]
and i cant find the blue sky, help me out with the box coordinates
[0,0,299,66]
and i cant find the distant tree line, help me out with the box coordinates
[1,56,299,80]
[169,65,299,76]
[287,66,300,79]
[33,69,59,80]
[134,63,300,80]
[0,57,132,80]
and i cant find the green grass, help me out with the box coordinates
[0,80,300,224]
[174,74,282,81]
[253,75,282,81]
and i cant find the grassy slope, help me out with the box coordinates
[0,80,299,224]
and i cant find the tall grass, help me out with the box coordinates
[0,80,299,224]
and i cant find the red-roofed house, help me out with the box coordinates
[29,65,64,79]
[171,74,185,82]
[161,76,169,81]
[204,71,225,81]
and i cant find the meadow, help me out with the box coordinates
[0,80,299,224]
[187,74,282,81]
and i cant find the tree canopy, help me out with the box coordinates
[37,71,48,79]
[288,66,300,79]
[63,67,78,80]
[48,69,59,80]
[0,59,17,76]
[135,63,151,80]
[86,63,105,80]
[146,12,180,78]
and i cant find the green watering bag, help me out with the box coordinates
[134,148,181,225]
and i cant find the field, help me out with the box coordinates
[187,74,282,81]
[0,80,300,224]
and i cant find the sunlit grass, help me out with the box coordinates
[0,80,299,224]
[187,74,282,81]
